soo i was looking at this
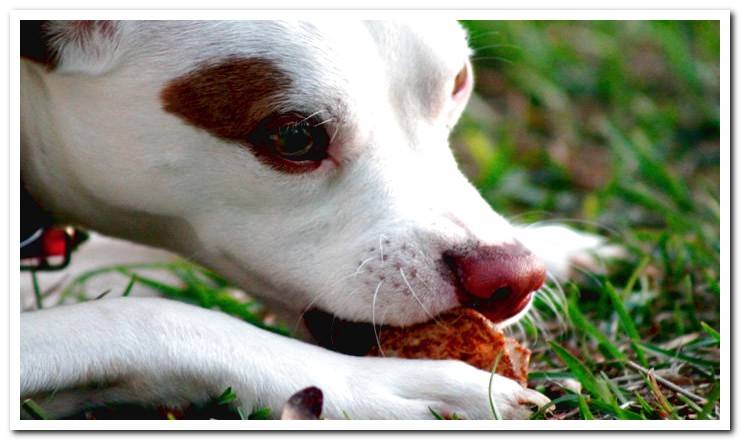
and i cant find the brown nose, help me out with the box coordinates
[443,242,546,322]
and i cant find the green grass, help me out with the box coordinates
[24,20,720,421]
[456,20,720,420]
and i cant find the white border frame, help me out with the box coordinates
[8,9,730,431]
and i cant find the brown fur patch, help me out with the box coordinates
[160,57,292,142]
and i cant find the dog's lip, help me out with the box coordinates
[302,293,534,355]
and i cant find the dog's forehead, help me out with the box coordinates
[151,20,469,97]
[150,20,469,153]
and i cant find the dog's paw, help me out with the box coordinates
[516,224,625,280]
[335,358,549,419]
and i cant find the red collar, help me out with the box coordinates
[21,181,86,271]
[21,226,86,271]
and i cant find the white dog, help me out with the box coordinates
[20,20,608,419]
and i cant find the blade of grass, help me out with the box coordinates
[22,399,50,420]
[680,275,701,330]
[528,370,575,382]
[31,272,43,309]
[697,382,720,420]
[676,393,705,416]
[577,395,594,419]
[121,274,137,297]
[93,289,111,300]
[567,295,625,362]
[700,321,720,344]
[58,262,186,304]
[550,342,613,404]
[600,371,628,404]
[645,370,679,419]
[488,349,505,420]
[429,407,444,420]
[589,397,645,420]
[604,282,647,366]
[638,342,719,369]
[634,391,658,417]
[119,269,290,336]
[216,387,237,405]
[247,407,272,420]
[626,360,708,405]
[622,256,651,297]
[529,394,579,420]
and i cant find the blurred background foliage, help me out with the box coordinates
[456,20,719,228]
[451,20,720,419]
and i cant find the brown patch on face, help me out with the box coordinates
[160,57,292,142]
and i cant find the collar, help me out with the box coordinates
[21,179,86,271]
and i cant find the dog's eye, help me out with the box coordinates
[251,114,330,162]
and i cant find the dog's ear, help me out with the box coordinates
[43,20,125,75]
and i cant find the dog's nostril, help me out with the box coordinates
[443,242,546,322]
[491,287,512,302]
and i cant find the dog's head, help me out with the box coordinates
[32,20,545,330]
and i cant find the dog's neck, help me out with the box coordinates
[21,60,183,252]
[20,60,75,224]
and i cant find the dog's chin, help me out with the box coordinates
[302,294,534,356]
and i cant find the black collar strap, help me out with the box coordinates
[21,180,86,271]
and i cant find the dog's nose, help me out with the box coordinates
[443,243,546,322]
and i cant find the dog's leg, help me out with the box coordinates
[22,297,548,419]
[514,224,623,280]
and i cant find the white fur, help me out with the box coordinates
[20,20,608,419]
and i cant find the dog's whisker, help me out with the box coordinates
[469,55,514,65]
[329,124,341,144]
[405,241,431,262]
[541,284,571,336]
[525,305,552,342]
[355,257,376,274]
[512,320,526,342]
[292,255,381,334]
[465,29,505,44]
[540,283,565,312]
[299,110,324,124]
[535,287,560,316]
[371,281,385,357]
[569,263,606,287]
[545,273,568,309]
[471,43,522,53]
[314,117,335,127]
[379,234,385,263]
[545,272,566,296]
[290,248,383,333]
[310,257,378,309]
[535,287,567,332]
[539,281,568,327]
[400,268,445,328]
